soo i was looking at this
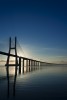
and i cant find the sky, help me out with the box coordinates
[0,0,67,63]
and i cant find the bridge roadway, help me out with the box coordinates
[0,51,45,63]
[0,50,50,74]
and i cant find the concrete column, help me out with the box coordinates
[38,61,39,66]
[40,62,41,66]
[36,61,37,66]
[29,60,30,71]
[31,60,33,71]
[33,60,35,66]
[19,57,21,74]
[26,60,28,66]
[37,61,38,66]
[29,60,30,66]
[31,60,33,66]
[23,59,24,73]
[34,61,36,66]
[26,60,28,72]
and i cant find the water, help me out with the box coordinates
[0,64,67,100]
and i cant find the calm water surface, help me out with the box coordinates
[0,65,67,100]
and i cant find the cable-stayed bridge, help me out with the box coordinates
[0,37,48,74]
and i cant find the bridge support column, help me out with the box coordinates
[36,61,38,69]
[36,61,37,66]
[37,61,38,67]
[33,60,34,66]
[38,61,39,66]
[40,62,41,66]
[37,61,38,68]
[34,61,35,66]
[19,57,21,74]
[26,60,28,66]
[23,59,24,73]
[39,62,40,67]
[31,60,33,71]
[31,60,33,66]
[26,60,28,72]
[29,60,30,66]
[29,60,30,71]
[33,60,34,70]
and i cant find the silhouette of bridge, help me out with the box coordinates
[0,37,47,74]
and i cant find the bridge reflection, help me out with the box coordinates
[6,65,17,97]
[6,64,42,98]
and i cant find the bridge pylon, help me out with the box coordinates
[5,37,18,67]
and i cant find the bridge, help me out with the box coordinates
[0,37,47,74]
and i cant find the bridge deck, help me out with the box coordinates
[0,51,44,63]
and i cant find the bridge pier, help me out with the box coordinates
[40,62,41,66]
[28,60,30,66]
[26,60,28,66]
[19,57,21,74]
[36,61,37,69]
[26,59,28,72]
[38,61,40,68]
[37,61,39,66]
[29,59,31,71]
[37,61,38,68]
[31,60,33,66]
[33,60,35,70]
[36,61,38,69]
[34,60,35,66]
[33,60,34,66]
[31,60,34,71]
[22,59,25,73]
[33,60,35,66]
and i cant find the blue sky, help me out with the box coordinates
[0,0,67,63]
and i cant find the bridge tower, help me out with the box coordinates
[5,37,18,66]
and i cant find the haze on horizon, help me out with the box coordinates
[0,0,67,64]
